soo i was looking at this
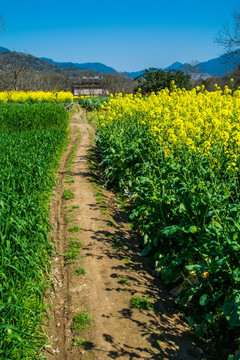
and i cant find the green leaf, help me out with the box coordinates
[205,313,214,323]
[199,294,209,306]
[187,316,196,327]
[161,265,181,283]
[179,203,186,213]
[161,225,180,237]
[141,245,152,256]
[216,257,227,265]
[230,241,240,251]
[185,264,202,271]
[187,225,198,234]
[233,232,238,241]
[233,269,240,283]
[223,293,240,327]
[143,233,149,245]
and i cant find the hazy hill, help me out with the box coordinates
[0,52,97,78]
[0,52,66,72]
[0,47,239,79]
[127,52,240,78]
[185,52,240,77]
[41,57,117,74]
[0,46,11,54]
[165,61,183,70]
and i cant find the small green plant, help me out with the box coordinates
[72,312,94,331]
[68,205,79,212]
[107,215,117,228]
[105,232,121,244]
[75,268,86,275]
[65,239,83,260]
[64,215,72,223]
[119,278,129,284]
[130,296,153,311]
[68,226,82,232]
[66,128,81,172]
[123,258,132,264]
[72,336,87,347]
[69,236,78,241]
[63,189,74,200]
[65,177,74,184]
[110,236,122,249]
[79,96,110,111]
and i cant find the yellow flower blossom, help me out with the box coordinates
[0,91,73,103]
[97,87,240,170]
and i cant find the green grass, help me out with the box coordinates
[0,103,69,358]
[0,103,69,132]
[65,176,74,184]
[63,189,75,200]
[68,104,77,118]
[72,312,94,331]
[66,127,81,172]
[68,205,79,212]
[119,278,129,284]
[65,238,83,260]
[75,268,87,275]
[68,226,82,232]
[86,146,110,218]
[72,337,87,347]
[65,127,81,188]
[105,232,122,248]
[130,296,153,311]
[64,215,72,223]
[123,257,133,264]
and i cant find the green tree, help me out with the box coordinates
[135,68,191,94]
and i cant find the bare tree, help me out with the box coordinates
[18,71,71,91]
[101,73,135,94]
[0,17,6,36]
[216,9,240,54]
[0,53,26,90]
[185,60,206,87]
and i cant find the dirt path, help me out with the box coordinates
[46,106,203,360]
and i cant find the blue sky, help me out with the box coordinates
[0,0,239,72]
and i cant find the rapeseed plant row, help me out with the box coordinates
[78,96,110,111]
[96,86,240,359]
[0,103,69,358]
[0,90,73,103]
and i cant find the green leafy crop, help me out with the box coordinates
[0,103,69,358]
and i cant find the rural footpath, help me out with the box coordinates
[46,105,203,360]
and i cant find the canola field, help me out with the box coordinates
[0,90,73,103]
[0,92,71,359]
[96,85,240,359]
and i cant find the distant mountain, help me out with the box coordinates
[41,58,117,74]
[126,52,240,79]
[124,70,145,78]
[165,62,183,70]
[0,52,67,73]
[1,47,240,79]
[0,46,11,54]
[187,52,240,77]
[0,52,100,78]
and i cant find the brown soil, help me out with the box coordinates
[45,105,204,360]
